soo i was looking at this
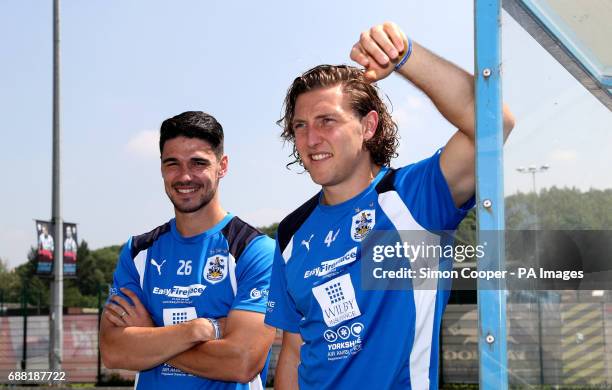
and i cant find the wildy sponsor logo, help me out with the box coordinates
[312,274,361,327]
[304,247,358,279]
[152,284,207,298]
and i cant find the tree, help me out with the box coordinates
[506,187,612,229]
[7,248,51,307]
[258,223,279,239]
[67,241,121,306]
[0,257,18,306]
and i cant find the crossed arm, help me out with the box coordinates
[167,309,275,382]
[99,288,276,383]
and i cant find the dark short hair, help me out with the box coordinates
[159,111,224,157]
[278,64,399,167]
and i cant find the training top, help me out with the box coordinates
[264,150,474,390]
[110,214,274,390]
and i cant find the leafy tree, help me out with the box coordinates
[455,209,477,244]
[0,257,17,305]
[5,248,52,307]
[258,223,279,239]
[91,244,122,283]
[506,187,612,229]
[67,241,121,306]
[73,240,99,296]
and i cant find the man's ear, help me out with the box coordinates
[218,155,229,178]
[362,110,379,141]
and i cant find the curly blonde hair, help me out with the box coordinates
[278,64,399,167]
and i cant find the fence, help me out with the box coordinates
[0,285,132,385]
[2,299,612,386]
[442,297,612,386]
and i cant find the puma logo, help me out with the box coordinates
[151,259,166,276]
[301,234,314,251]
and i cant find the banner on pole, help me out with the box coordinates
[35,220,78,277]
[35,220,54,275]
[63,222,78,277]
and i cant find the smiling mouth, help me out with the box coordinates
[173,184,201,194]
[176,188,197,194]
[310,153,333,161]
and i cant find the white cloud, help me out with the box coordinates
[125,130,159,159]
[389,93,456,164]
[392,95,427,128]
[406,95,425,109]
[549,148,578,163]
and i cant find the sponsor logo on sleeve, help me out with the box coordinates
[312,274,361,327]
[250,287,269,300]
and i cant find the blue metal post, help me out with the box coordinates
[475,0,509,389]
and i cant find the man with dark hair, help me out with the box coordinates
[100,111,276,389]
[159,111,225,159]
[264,22,514,389]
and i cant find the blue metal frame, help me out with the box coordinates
[475,0,509,389]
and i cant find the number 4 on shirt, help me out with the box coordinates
[324,229,340,247]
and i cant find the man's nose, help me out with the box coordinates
[176,165,193,181]
[306,126,323,148]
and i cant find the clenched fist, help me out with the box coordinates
[350,21,409,82]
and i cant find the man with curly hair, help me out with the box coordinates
[264,22,514,389]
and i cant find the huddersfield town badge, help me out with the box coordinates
[351,209,375,242]
[203,255,228,284]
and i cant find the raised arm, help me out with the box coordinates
[350,22,515,206]
[274,331,302,390]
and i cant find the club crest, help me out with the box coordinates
[351,209,375,242]
[203,255,228,284]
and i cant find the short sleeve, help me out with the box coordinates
[108,238,146,305]
[394,148,475,230]
[264,239,302,333]
[231,235,275,314]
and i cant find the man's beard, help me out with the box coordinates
[168,183,217,214]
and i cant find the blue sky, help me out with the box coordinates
[1,0,610,268]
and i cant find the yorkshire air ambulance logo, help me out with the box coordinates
[351,209,375,242]
[203,255,228,284]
